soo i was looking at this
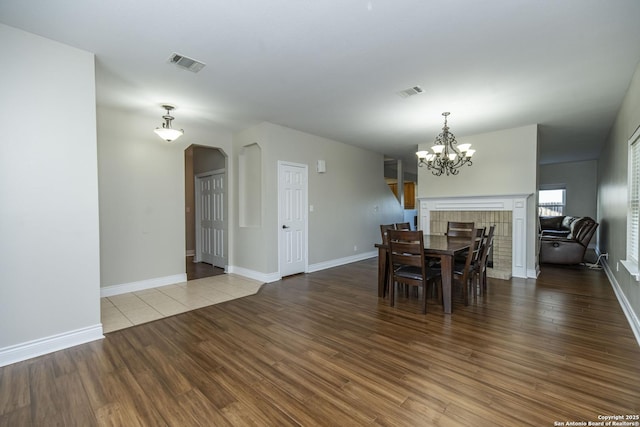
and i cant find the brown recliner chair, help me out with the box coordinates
[539,216,598,264]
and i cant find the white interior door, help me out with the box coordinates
[278,162,308,277]
[195,170,226,268]
[210,172,225,268]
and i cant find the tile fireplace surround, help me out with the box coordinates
[418,195,532,279]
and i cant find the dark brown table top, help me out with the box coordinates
[375,234,470,256]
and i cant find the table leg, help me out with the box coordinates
[441,254,453,314]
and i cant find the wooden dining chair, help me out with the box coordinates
[452,227,484,306]
[379,224,397,297]
[446,221,475,264]
[387,229,437,314]
[395,222,411,230]
[380,224,396,240]
[473,225,496,296]
[446,221,474,238]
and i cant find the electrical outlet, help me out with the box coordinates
[354,245,358,251]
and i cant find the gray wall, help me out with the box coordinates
[0,25,101,357]
[539,160,598,219]
[598,60,640,324]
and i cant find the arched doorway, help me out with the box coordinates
[185,144,227,280]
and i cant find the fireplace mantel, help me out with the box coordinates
[418,194,533,279]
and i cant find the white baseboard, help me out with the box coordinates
[0,324,104,368]
[226,266,280,283]
[307,251,377,273]
[227,251,377,284]
[602,259,640,347]
[101,274,187,298]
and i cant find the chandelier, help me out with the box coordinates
[416,112,475,176]
[154,105,184,142]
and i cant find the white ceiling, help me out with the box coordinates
[2,0,640,173]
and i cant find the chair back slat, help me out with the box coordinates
[392,252,423,267]
[446,221,474,238]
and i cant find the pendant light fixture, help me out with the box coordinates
[416,112,475,176]
[154,104,184,142]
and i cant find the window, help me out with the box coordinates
[538,188,565,217]
[627,128,640,264]
[623,125,640,281]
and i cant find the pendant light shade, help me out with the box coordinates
[154,105,184,142]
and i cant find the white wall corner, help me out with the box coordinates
[0,324,104,368]
[227,265,280,283]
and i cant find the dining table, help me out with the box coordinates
[375,234,471,314]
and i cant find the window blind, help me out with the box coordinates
[629,138,640,264]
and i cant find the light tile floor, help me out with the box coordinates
[101,274,264,333]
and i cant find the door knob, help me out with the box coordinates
[282,225,290,229]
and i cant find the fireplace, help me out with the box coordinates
[418,194,532,279]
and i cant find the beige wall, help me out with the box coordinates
[231,122,404,276]
[417,124,538,198]
[598,60,640,323]
[232,124,270,273]
[0,24,101,356]
[417,124,539,274]
[185,146,195,254]
[97,106,232,288]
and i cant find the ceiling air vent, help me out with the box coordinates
[397,85,424,98]
[168,53,206,73]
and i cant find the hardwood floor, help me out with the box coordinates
[186,256,225,281]
[1,259,639,426]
